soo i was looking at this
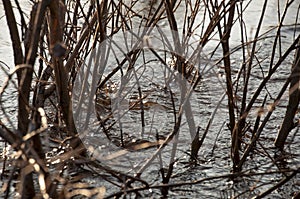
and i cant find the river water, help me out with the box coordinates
[1,0,299,198]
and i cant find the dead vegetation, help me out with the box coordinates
[0,0,299,198]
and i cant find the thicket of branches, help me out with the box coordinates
[0,0,299,198]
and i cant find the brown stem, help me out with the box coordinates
[275,38,300,149]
